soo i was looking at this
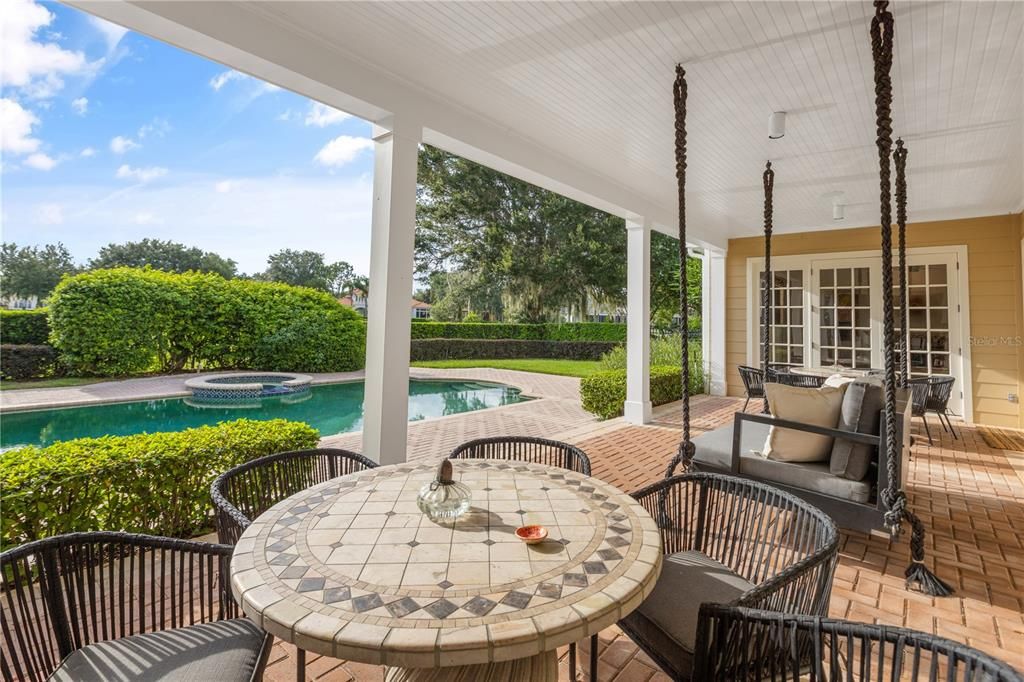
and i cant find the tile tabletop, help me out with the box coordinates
[230,460,662,669]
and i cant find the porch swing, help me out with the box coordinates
[673,1,951,595]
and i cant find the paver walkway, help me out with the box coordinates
[262,395,1024,681]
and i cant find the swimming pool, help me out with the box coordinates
[0,380,528,450]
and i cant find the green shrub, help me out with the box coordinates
[0,344,59,380]
[48,268,366,376]
[580,365,682,419]
[0,419,320,545]
[409,322,625,342]
[598,334,700,371]
[1,309,50,345]
[410,339,617,362]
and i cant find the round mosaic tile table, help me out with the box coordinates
[230,459,662,681]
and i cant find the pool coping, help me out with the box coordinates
[0,369,553,414]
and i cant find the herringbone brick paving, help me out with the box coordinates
[262,395,1024,680]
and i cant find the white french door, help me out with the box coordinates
[748,248,967,416]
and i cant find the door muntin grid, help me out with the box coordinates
[894,263,952,379]
[818,266,873,369]
[757,269,805,368]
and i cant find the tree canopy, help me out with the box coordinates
[0,242,77,301]
[89,239,238,279]
[259,249,357,297]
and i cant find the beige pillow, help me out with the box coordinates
[824,374,855,389]
[761,384,846,462]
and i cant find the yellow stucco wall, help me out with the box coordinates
[725,213,1024,428]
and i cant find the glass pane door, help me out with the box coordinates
[755,268,806,369]
[893,259,956,377]
[812,260,879,370]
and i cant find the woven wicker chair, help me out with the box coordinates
[925,375,958,440]
[449,436,592,677]
[618,473,839,681]
[773,370,826,388]
[908,377,935,445]
[448,436,591,476]
[0,532,272,682]
[737,365,771,411]
[694,604,1024,681]
[211,447,378,545]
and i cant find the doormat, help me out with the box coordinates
[979,426,1024,452]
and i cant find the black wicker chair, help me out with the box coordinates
[618,473,839,681]
[909,377,935,445]
[211,448,377,682]
[448,436,591,476]
[925,375,958,440]
[0,532,272,682]
[774,370,826,388]
[737,365,771,411]
[449,436,592,676]
[694,604,1024,681]
[211,447,378,545]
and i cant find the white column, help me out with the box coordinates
[624,219,651,424]
[702,248,728,396]
[362,121,421,465]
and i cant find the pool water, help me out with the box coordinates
[0,380,527,450]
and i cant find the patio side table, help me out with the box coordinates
[230,460,662,681]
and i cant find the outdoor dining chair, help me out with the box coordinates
[694,604,1024,681]
[774,370,826,388]
[737,365,777,411]
[617,472,839,681]
[0,531,272,682]
[449,436,593,678]
[211,447,377,682]
[924,375,959,440]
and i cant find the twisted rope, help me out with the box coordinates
[665,65,695,478]
[870,0,952,596]
[894,138,909,388]
[761,161,775,413]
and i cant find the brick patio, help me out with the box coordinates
[261,394,1024,680]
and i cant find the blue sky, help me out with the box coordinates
[1,0,374,275]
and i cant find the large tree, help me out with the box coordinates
[89,239,237,279]
[651,232,702,329]
[261,249,357,296]
[0,242,78,301]
[416,145,626,322]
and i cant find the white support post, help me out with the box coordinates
[624,219,652,424]
[702,248,728,396]
[362,121,421,465]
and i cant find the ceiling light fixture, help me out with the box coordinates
[832,202,845,221]
[768,111,786,139]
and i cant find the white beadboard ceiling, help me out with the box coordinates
[83,1,1023,244]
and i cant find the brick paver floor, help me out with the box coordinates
[261,394,1024,680]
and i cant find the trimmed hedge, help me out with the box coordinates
[0,418,320,545]
[0,344,59,381]
[580,365,682,419]
[410,339,618,362]
[49,268,366,376]
[409,322,625,342]
[1,309,49,345]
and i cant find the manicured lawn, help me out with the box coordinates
[411,359,603,378]
[0,377,106,391]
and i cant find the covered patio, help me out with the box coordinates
[6,1,1023,681]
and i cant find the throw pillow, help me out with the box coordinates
[829,381,883,481]
[761,383,846,462]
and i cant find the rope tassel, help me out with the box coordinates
[870,0,952,597]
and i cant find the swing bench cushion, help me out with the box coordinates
[762,384,846,462]
[829,381,884,481]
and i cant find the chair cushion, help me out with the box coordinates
[48,618,266,682]
[830,381,883,481]
[763,384,846,462]
[692,423,872,504]
[621,551,754,660]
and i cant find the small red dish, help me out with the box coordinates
[515,525,549,544]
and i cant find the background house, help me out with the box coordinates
[339,289,431,319]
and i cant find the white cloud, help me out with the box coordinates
[209,70,244,91]
[24,152,57,170]
[276,109,298,122]
[86,15,129,53]
[133,212,161,225]
[2,0,92,99]
[137,118,170,139]
[215,180,238,193]
[35,203,63,225]
[80,147,96,157]
[209,69,281,98]
[314,135,373,167]
[71,97,88,115]
[305,102,350,127]
[116,164,167,183]
[0,98,41,154]
[110,135,139,154]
